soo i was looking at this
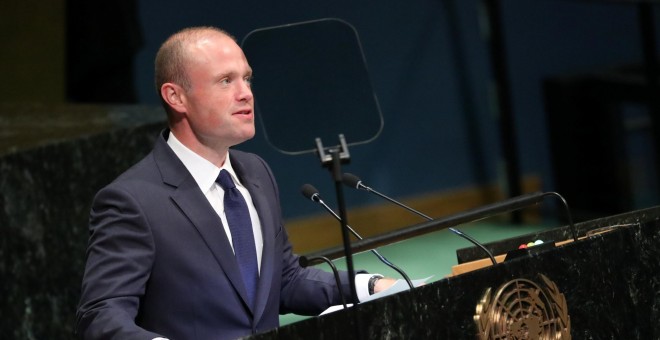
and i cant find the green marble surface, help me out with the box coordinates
[0,103,164,155]
[0,104,166,339]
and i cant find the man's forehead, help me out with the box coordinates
[186,33,240,57]
[182,36,250,74]
[188,31,226,47]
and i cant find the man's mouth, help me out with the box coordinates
[233,109,252,116]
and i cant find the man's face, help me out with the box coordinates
[181,32,255,149]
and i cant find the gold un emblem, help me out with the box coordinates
[474,274,571,339]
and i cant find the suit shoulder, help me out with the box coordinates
[104,151,160,190]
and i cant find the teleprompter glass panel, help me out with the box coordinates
[241,18,383,155]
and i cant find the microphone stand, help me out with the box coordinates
[333,222,415,289]
[346,175,497,265]
[299,256,347,309]
[315,135,358,305]
[303,191,570,262]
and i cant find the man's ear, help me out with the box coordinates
[161,83,187,114]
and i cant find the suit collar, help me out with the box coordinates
[153,129,188,188]
[165,130,220,192]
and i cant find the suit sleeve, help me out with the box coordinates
[277,228,361,315]
[247,154,360,315]
[76,184,164,339]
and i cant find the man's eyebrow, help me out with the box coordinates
[213,71,234,79]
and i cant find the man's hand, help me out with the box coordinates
[373,277,397,294]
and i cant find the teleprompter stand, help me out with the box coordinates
[315,134,359,305]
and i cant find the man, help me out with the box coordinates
[76,26,394,340]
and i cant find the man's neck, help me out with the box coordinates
[170,128,228,167]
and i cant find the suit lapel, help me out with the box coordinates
[231,152,276,323]
[153,133,253,313]
[171,181,255,310]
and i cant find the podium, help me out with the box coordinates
[244,206,660,339]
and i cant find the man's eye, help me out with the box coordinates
[244,76,252,86]
[220,78,230,85]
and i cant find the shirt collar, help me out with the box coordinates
[166,131,241,192]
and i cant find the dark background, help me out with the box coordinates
[71,0,658,221]
[3,1,660,338]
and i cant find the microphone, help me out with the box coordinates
[299,255,347,309]
[343,173,578,242]
[341,173,498,265]
[301,184,415,289]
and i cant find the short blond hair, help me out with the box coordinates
[154,26,234,93]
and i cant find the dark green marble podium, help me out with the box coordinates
[0,104,166,339]
[2,104,659,339]
[244,207,660,339]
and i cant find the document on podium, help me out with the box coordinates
[320,276,432,315]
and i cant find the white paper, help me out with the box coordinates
[319,276,433,315]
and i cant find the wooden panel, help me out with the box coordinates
[286,175,542,253]
[0,1,66,103]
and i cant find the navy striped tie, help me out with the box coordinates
[216,169,259,307]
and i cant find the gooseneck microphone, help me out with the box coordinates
[341,173,498,266]
[301,184,415,289]
[343,173,579,242]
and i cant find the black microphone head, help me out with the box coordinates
[301,184,321,202]
[342,173,362,189]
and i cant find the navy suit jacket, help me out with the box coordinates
[76,130,353,340]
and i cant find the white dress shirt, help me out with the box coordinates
[167,132,264,270]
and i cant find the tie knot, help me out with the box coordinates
[216,169,236,190]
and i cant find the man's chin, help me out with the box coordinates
[230,131,256,147]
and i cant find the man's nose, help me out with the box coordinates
[237,81,253,102]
